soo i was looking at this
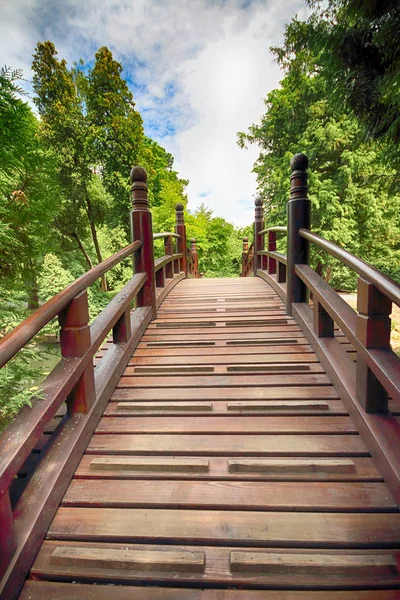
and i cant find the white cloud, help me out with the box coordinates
[0,0,308,225]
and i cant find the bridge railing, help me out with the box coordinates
[247,153,400,505]
[0,166,195,599]
[240,237,254,277]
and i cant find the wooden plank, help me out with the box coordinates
[48,507,400,547]
[21,581,400,599]
[228,459,357,474]
[116,402,213,412]
[118,373,332,388]
[50,546,205,572]
[62,480,396,512]
[135,344,314,355]
[95,416,357,434]
[130,353,319,365]
[112,386,340,401]
[77,455,381,481]
[129,348,318,366]
[105,399,347,416]
[226,401,329,411]
[229,551,398,574]
[89,457,209,472]
[27,542,400,591]
[87,434,368,456]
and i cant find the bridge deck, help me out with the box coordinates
[20,278,400,599]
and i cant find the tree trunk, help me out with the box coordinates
[84,192,107,292]
[25,262,39,310]
[72,232,93,270]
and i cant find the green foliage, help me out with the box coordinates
[238,15,400,289]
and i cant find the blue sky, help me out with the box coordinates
[0,0,308,225]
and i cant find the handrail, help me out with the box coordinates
[259,250,287,266]
[154,253,183,272]
[153,232,180,240]
[0,240,142,369]
[299,228,400,307]
[259,226,287,236]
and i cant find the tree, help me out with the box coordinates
[32,41,108,289]
[238,18,400,287]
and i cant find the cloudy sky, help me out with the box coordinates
[0,0,308,226]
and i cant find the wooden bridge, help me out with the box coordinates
[1,157,400,599]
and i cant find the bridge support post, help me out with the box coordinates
[130,166,157,319]
[253,197,264,275]
[191,239,198,278]
[175,203,187,277]
[356,278,391,412]
[59,290,96,414]
[287,154,310,316]
[164,235,173,279]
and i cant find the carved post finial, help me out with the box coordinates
[131,166,149,211]
[242,236,249,252]
[175,202,184,224]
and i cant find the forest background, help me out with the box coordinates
[1,0,399,425]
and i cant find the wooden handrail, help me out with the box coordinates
[258,226,287,236]
[299,228,400,307]
[0,240,142,369]
[153,232,180,240]
[249,152,400,507]
[0,165,192,595]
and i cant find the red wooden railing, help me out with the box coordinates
[0,166,198,599]
[244,153,400,506]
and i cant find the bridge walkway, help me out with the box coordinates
[19,277,400,599]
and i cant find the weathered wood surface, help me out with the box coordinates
[19,278,400,598]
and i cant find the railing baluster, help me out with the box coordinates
[253,197,264,275]
[175,203,187,277]
[112,308,132,344]
[164,235,173,279]
[313,300,334,338]
[191,239,198,278]
[287,154,311,315]
[0,490,16,579]
[267,230,277,275]
[130,166,157,318]
[241,237,248,277]
[356,277,391,412]
[59,290,95,414]
[277,261,287,284]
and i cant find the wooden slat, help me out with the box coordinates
[48,507,400,547]
[89,457,209,472]
[95,416,357,434]
[112,386,340,401]
[228,459,357,474]
[118,373,332,388]
[226,401,329,411]
[87,434,368,455]
[19,581,400,599]
[130,353,319,365]
[50,546,205,572]
[62,479,396,511]
[230,551,397,574]
[116,402,213,412]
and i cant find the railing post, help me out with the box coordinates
[130,166,157,318]
[356,277,391,412]
[175,203,187,276]
[164,235,173,279]
[253,197,263,275]
[287,153,311,316]
[241,237,248,277]
[0,490,17,579]
[191,239,198,278]
[267,231,276,275]
[59,289,95,414]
